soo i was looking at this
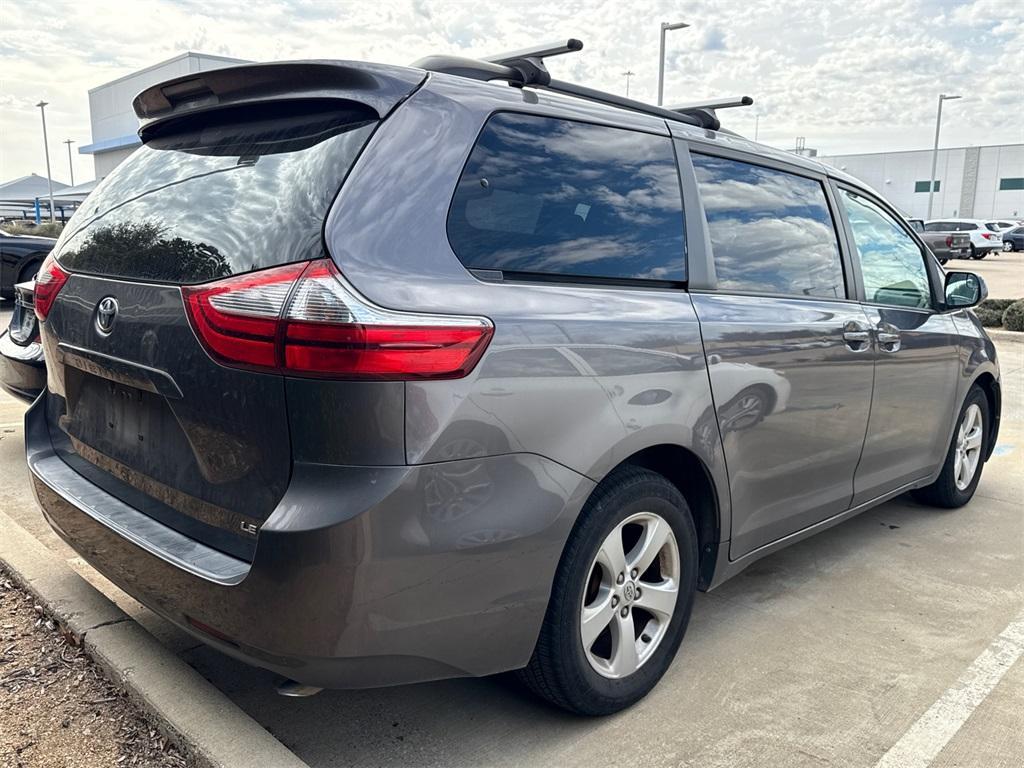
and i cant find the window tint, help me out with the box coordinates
[54,101,377,283]
[692,154,844,298]
[447,113,685,283]
[999,177,1024,191]
[959,222,978,231]
[923,222,951,232]
[914,180,939,193]
[840,189,931,309]
[985,223,1002,232]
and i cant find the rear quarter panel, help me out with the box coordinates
[322,73,731,534]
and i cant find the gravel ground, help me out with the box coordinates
[0,570,188,768]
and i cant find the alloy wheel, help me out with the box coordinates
[954,403,983,491]
[580,512,680,679]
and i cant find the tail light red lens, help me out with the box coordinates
[183,259,493,380]
[982,233,995,240]
[945,235,953,247]
[33,254,70,322]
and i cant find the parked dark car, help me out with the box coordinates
[0,280,45,401]
[1,230,55,299]
[1002,226,1024,252]
[25,49,1001,716]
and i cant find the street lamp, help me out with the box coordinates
[927,93,961,220]
[657,21,689,106]
[36,101,55,223]
[622,70,635,97]
[63,139,75,186]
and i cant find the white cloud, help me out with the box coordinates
[1,0,1021,184]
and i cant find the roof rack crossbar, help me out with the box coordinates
[411,37,710,129]
[670,95,753,113]
[483,39,583,65]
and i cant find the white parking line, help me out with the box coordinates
[874,611,1024,768]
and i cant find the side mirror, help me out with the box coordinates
[944,271,987,310]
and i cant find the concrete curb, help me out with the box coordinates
[988,329,1024,345]
[0,510,307,768]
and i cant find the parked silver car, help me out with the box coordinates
[26,44,1000,715]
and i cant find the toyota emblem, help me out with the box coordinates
[96,296,118,334]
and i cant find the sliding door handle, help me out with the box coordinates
[876,325,901,352]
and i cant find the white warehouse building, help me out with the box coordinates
[818,144,1024,221]
[79,52,249,179]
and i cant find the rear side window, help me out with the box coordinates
[959,222,978,231]
[447,113,685,283]
[924,222,951,232]
[53,101,378,283]
[692,154,845,299]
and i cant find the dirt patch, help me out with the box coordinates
[0,570,188,767]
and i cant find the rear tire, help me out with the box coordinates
[912,386,989,508]
[518,465,698,716]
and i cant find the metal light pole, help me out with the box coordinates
[36,101,55,223]
[657,21,689,106]
[927,93,961,220]
[622,70,635,97]
[63,139,75,186]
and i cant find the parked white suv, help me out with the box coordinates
[924,219,1003,259]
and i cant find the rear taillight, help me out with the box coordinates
[945,235,953,247]
[33,254,70,322]
[182,259,493,380]
[982,233,995,240]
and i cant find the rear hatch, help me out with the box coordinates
[37,62,423,560]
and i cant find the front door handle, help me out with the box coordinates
[876,324,901,353]
[842,321,872,351]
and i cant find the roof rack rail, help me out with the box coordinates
[410,39,707,129]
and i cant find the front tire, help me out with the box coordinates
[518,466,698,715]
[1004,241,1014,252]
[912,386,989,508]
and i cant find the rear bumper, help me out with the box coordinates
[27,393,593,688]
[0,331,45,402]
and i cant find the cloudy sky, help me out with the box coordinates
[1,0,1021,184]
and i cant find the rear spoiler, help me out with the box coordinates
[133,60,427,135]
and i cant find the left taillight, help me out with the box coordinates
[182,259,494,380]
[33,253,70,322]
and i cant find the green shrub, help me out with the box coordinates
[975,307,1003,327]
[1003,300,1024,332]
[980,298,1016,313]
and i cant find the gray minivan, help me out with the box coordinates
[26,45,1000,715]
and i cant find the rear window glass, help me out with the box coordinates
[692,154,845,299]
[447,112,686,284]
[53,101,377,283]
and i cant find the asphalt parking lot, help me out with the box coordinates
[0,299,1021,767]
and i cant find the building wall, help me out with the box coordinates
[819,144,1023,220]
[93,148,137,179]
[977,145,1024,221]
